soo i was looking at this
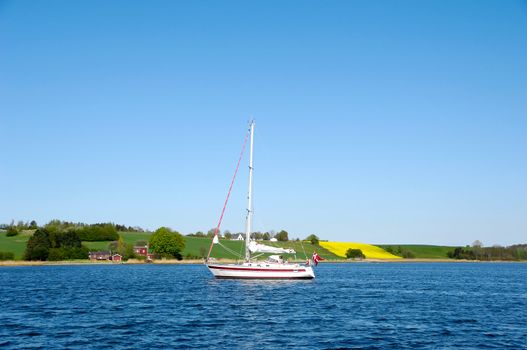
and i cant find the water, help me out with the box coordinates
[1,263,526,349]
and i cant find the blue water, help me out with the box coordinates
[1,263,526,349]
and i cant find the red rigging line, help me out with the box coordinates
[206,126,251,261]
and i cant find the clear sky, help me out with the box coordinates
[1,0,526,246]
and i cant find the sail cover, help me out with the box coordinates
[248,241,296,254]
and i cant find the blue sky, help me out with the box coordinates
[1,0,526,245]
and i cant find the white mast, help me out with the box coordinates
[244,121,255,261]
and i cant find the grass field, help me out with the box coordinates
[320,241,402,259]
[377,244,456,259]
[83,234,340,260]
[184,237,342,260]
[1,230,456,261]
[0,231,32,259]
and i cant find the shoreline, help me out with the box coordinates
[1,258,526,267]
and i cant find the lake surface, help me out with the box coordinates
[1,263,526,349]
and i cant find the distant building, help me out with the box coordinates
[133,245,148,257]
[89,251,111,261]
[111,254,122,263]
[269,238,278,242]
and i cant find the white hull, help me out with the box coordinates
[207,262,315,279]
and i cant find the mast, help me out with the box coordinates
[244,120,255,261]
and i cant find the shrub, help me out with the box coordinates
[401,250,415,259]
[345,248,365,259]
[76,224,119,241]
[306,234,319,245]
[6,226,18,237]
[0,252,15,260]
[48,246,90,261]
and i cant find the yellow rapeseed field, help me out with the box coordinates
[320,242,402,259]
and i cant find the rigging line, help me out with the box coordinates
[301,240,308,260]
[206,126,251,262]
[218,242,243,259]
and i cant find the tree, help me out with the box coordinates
[472,240,483,248]
[346,248,365,259]
[29,220,38,229]
[275,230,289,242]
[223,230,232,240]
[262,232,270,240]
[116,236,126,256]
[207,228,220,238]
[306,234,319,245]
[24,228,52,260]
[149,227,185,260]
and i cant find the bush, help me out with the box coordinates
[6,226,18,237]
[401,249,415,259]
[345,248,365,259]
[76,224,119,241]
[306,234,319,245]
[275,230,289,242]
[48,246,90,261]
[0,252,15,260]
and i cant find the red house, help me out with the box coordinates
[133,245,148,257]
[89,251,111,261]
[111,254,122,263]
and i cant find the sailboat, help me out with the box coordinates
[206,121,315,279]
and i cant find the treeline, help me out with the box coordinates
[44,221,120,241]
[384,246,416,258]
[25,228,89,261]
[1,219,146,237]
[448,245,527,261]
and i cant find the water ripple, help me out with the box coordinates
[1,263,526,349]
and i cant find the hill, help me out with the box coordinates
[108,233,342,260]
[320,241,401,259]
[0,231,32,259]
[1,230,455,261]
[377,245,456,259]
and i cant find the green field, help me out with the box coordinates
[0,231,32,259]
[1,231,342,260]
[1,230,456,261]
[83,231,154,252]
[377,244,456,259]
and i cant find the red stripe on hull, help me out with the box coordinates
[208,265,306,273]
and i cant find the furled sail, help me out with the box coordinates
[248,241,295,254]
